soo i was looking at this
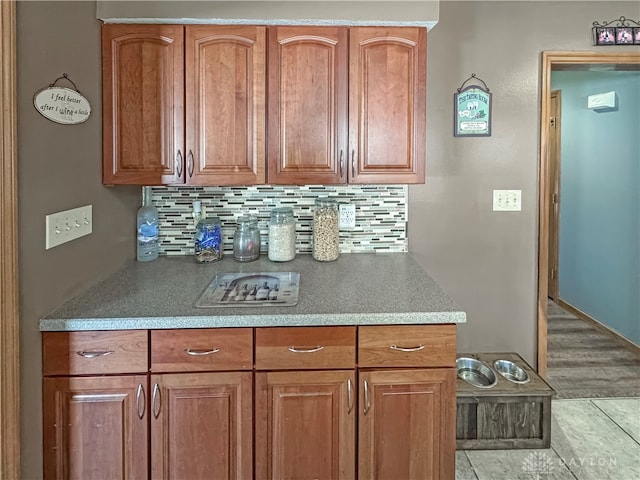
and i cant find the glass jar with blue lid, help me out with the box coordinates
[194,216,223,263]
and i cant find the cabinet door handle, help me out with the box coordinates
[351,149,356,178]
[390,344,425,353]
[152,383,161,419]
[176,150,183,178]
[339,149,344,178]
[288,346,324,353]
[136,383,145,420]
[185,348,220,356]
[187,150,194,178]
[347,377,354,414]
[363,379,371,415]
[76,350,114,358]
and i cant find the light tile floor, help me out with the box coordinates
[456,397,640,480]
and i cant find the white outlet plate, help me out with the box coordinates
[46,205,93,249]
[339,203,356,229]
[493,190,522,211]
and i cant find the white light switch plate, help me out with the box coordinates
[493,190,522,211]
[46,205,93,249]
[339,203,356,229]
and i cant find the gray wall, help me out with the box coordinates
[97,0,439,26]
[17,1,640,478]
[408,0,639,363]
[553,71,640,344]
[17,3,139,478]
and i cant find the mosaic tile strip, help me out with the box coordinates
[150,185,408,256]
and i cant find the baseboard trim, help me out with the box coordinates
[556,298,640,356]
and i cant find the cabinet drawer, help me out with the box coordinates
[42,330,148,376]
[358,325,456,368]
[151,328,253,372]
[256,326,356,370]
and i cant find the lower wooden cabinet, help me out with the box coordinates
[255,370,356,480]
[43,375,148,480]
[43,325,456,480]
[358,369,456,480]
[150,372,253,480]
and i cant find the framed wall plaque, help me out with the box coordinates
[33,73,91,125]
[454,74,492,137]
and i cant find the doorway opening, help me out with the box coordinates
[537,51,640,378]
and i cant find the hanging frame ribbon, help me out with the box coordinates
[454,73,492,137]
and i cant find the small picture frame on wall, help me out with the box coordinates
[615,27,634,44]
[595,27,616,45]
[593,17,640,46]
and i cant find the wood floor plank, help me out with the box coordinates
[547,299,640,399]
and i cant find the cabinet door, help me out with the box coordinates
[102,24,185,185]
[256,370,356,480]
[150,372,253,480]
[267,27,348,185]
[349,27,426,184]
[43,376,148,480]
[358,369,455,480]
[185,26,266,185]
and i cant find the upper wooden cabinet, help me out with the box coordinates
[349,27,426,184]
[102,24,426,186]
[268,26,426,185]
[102,24,184,185]
[267,27,348,184]
[185,26,266,186]
[102,24,266,186]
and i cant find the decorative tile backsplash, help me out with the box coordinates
[150,185,408,256]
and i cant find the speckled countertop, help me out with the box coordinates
[40,253,467,331]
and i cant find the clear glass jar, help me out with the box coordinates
[194,216,223,263]
[233,215,260,262]
[268,207,296,262]
[312,197,339,261]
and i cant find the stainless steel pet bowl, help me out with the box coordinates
[493,359,530,384]
[456,357,497,388]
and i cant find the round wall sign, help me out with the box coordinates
[33,86,91,125]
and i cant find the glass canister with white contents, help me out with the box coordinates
[268,207,296,262]
[312,197,339,262]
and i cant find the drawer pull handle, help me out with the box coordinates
[390,344,425,353]
[76,350,114,358]
[136,384,145,420]
[288,346,324,353]
[347,377,354,414]
[152,383,161,419]
[185,348,220,356]
[363,379,371,415]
